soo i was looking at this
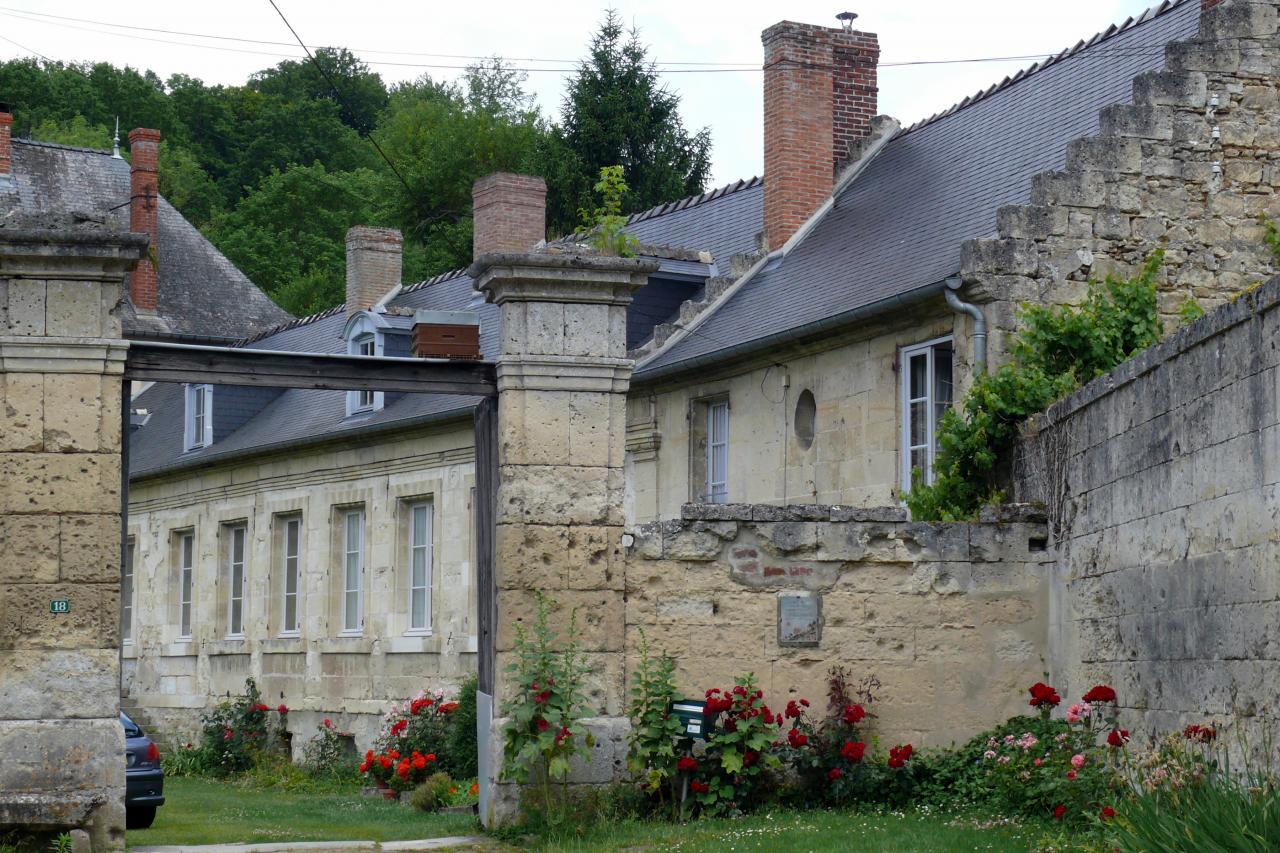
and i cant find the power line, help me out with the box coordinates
[263,0,417,201]
[0,30,52,63]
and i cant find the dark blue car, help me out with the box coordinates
[122,711,164,829]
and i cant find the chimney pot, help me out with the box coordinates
[127,128,162,311]
[471,172,547,261]
[762,20,879,251]
[346,226,403,318]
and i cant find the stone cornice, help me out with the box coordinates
[0,337,128,373]
[495,356,632,393]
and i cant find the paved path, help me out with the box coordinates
[130,836,489,853]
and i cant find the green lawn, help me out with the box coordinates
[126,776,479,848]
[522,809,1040,852]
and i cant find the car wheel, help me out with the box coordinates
[126,806,157,829]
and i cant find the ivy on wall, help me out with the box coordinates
[907,251,1164,521]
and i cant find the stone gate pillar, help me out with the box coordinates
[472,252,656,824]
[0,221,146,851]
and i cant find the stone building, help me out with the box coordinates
[88,0,1280,750]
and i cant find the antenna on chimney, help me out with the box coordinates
[836,11,858,31]
[111,116,121,158]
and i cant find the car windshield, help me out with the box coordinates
[120,712,142,738]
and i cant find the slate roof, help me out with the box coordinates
[0,138,290,342]
[635,0,1201,379]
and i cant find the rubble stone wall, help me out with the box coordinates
[625,504,1051,747]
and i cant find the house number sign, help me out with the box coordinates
[49,599,71,614]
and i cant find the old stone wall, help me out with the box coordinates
[964,0,1280,362]
[0,224,145,852]
[625,504,1050,747]
[1016,275,1280,743]
[125,420,479,753]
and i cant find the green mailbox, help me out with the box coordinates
[669,699,713,740]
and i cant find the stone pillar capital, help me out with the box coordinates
[471,252,657,307]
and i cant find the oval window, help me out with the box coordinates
[794,389,816,450]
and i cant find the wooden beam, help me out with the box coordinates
[124,340,496,397]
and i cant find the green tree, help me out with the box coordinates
[543,10,712,233]
[30,114,112,149]
[249,48,388,136]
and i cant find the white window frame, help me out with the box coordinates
[345,317,384,416]
[225,524,247,639]
[406,500,433,636]
[339,508,365,636]
[706,399,729,504]
[177,531,194,641]
[122,537,135,644]
[899,335,955,493]
[279,516,302,637]
[183,384,213,451]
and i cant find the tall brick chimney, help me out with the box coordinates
[471,172,546,260]
[345,226,403,318]
[762,20,879,251]
[127,128,162,312]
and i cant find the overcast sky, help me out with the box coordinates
[1,0,1165,186]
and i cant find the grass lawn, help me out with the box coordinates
[125,776,479,849]
[508,809,1042,852]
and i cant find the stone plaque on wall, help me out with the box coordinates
[777,591,821,646]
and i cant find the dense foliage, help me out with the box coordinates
[190,678,288,776]
[0,13,710,315]
[907,251,1164,520]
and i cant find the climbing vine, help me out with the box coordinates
[907,251,1164,521]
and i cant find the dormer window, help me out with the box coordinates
[344,313,384,416]
[184,384,213,451]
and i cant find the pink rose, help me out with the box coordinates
[1070,753,1086,770]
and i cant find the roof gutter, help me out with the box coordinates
[634,280,949,386]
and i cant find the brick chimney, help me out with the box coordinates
[345,226,403,318]
[762,20,879,251]
[127,128,162,312]
[471,172,546,260]
[0,107,12,188]
[1203,0,1224,9]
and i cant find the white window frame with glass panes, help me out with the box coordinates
[345,320,384,416]
[183,384,213,451]
[279,516,302,637]
[177,531,194,640]
[899,336,954,493]
[339,508,365,636]
[706,399,729,503]
[225,524,247,639]
[122,537,135,644]
[406,500,433,636]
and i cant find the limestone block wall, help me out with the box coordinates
[626,303,957,524]
[625,504,1050,747]
[125,420,479,752]
[1016,275,1280,744]
[963,0,1280,362]
[0,225,145,852]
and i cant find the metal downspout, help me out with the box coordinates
[945,275,987,374]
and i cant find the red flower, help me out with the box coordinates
[888,744,913,768]
[1067,770,1077,780]
[438,702,459,714]
[800,699,809,707]
[390,719,408,737]
[1028,682,1061,708]
[840,741,867,763]
[1053,804,1066,821]
[223,728,233,741]
[690,780,710,794]
[396,759,411,780]
[1082,685,1117,704]
[554,727,571,746]
[358,760,370,773]
[387,750,400,760]
[323,718,333,728]
[412,754,427,771]
[732,685,746,696]
[1107,729,1130,748]
[1184,724,1216,743]
[378,756,392,770]
[787,728,808,749]
[677,756,698,773]
[1100,806,1116,821]
[842,704,866,725]
[277,704,289,714]
[410,697,434,716]
[534,691,551,705]
[743,750,759,767]
[424,753,437,763]
[785,700,803,719]
[252,703,269,712]
[536,718,549,732]
[828,767,842,781]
